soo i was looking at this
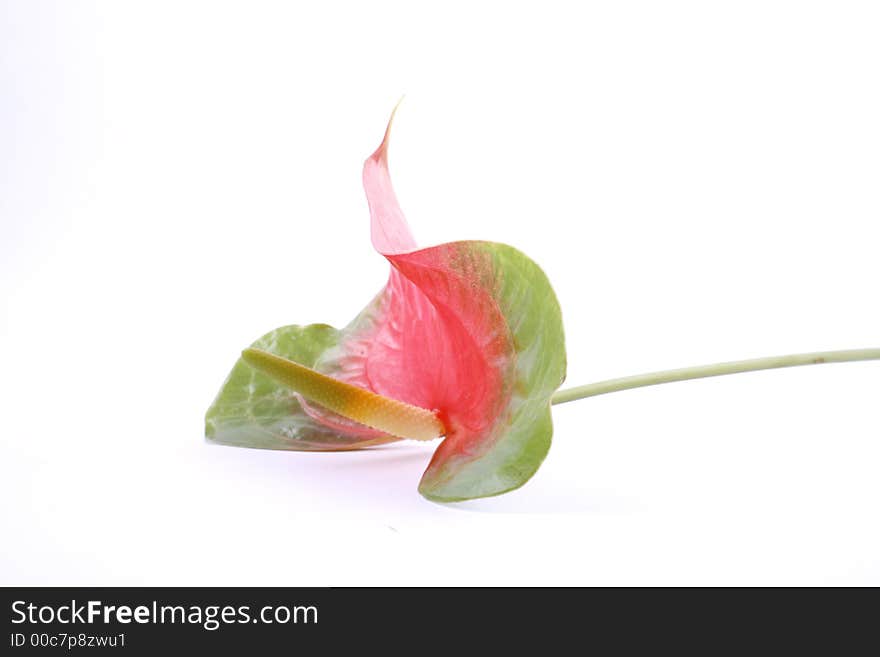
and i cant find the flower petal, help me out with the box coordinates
[363,104,418,255]
[413,241,566,501]
[320,113,567,500]
[206,109,567,502]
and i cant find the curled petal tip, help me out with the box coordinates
[372,96,405,163]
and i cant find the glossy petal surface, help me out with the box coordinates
[205,111,567,500]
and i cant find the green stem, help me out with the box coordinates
[550,348,880,406]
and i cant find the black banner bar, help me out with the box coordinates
[2,587,875,653]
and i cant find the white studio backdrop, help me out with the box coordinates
[1,1,878,585]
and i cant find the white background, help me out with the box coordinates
[2,1,878,586]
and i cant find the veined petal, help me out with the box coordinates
[414,241,566,501]
[320,111,567,501]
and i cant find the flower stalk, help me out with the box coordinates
[551,348,880,405]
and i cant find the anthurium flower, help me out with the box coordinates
[206,106,880,503]
[205,108,566,502]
